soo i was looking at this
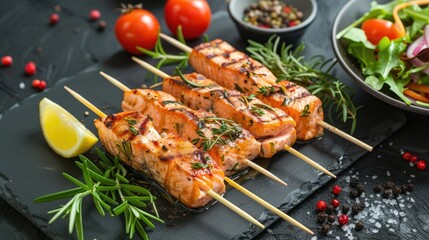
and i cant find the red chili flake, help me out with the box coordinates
[410,154,419,163]
[332,185,342,196]
[24,61,36,75]
[1,56,13,67]
[50,13,60,25]
[316,200,327,212]
[258,24,270,28]
[331,199,340,208]
[338,214,349,225]
[402,152,411,161]
[89,9,101,21]
[416,160,426,170]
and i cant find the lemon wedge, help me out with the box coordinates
[39,97,98,158]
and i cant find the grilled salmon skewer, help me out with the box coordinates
[64,86,266,229]
[65,86,314,235]
[131,58,336,179]
[159,34,373,152]
[100,71,287,186]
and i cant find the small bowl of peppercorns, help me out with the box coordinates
[228,0,317,43]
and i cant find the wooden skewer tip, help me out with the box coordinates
[245,160,287,187]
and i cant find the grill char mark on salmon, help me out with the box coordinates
[189,39,324,141]
[121,89,261,175]
[95,111,226,208]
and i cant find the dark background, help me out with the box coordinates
[0,0,428,239]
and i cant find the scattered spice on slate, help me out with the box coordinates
[84,111,90,117]
[331,199,340,208]
[350,189,359,197]
[373,183,382,193]
[349,177,359,188]
[320,223,330,236]
[341,205,349,214]
[406,183,414,192]
[409,154,418,163]
[1,56,13,67]
[327,214,336,223]
[355,220,364,231]
[317,212,327,223]
[393,186,402,197]
[416,160,426,170]
[402,151,411,161]
[338,214,349,225]
[382,189,394,199]
[332,185,341,196]
[89,9,101,21]
[24,61,36,75]
[356,184,365,194]
[385,181,395,190]
[325,204,334,214]
[351,204,362,215]
[97,20,106,31]
[316,200,327,212]
[49,13,59,25]
[400,184,408,194]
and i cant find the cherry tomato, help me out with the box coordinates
[361,19,404,45]
[164,0,211,40]
[115,8,160,54]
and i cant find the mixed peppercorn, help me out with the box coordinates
[243,0,304,28]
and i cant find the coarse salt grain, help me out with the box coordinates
[373,229,379,233]
[19,82,25,89]
[410,174,415,178]
[375,222,382,228]
[387,171,391,176]
[372,175,378,179]
[311,236,317,240]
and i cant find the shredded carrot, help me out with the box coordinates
[406,82,429,94]
[404,89,429,103]
[393,0,429,36]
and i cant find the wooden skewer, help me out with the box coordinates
[284,145,336,178]
[100,70,288,187]
[131,57,336,179]
[159,33,373,152]
[63,86,265,230]
[316,121,373,152]
[224,178,314,235]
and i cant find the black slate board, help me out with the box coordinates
[0,10,406,240]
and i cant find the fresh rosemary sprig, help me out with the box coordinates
[247,36,360,133]
[34,148,164,240]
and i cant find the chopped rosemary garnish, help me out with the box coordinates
[226,162,239,172]
[257,86,277,96]
[196,117,242,151]
[253,102,276,112]
[125,118,139,136]
[34,148,163,240]
[191,162,208,169]
[247,36,359,133]
[116,140,133,163]
[250,106,265,116]
[300,104,311,117]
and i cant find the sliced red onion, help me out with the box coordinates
[407,25,429,75]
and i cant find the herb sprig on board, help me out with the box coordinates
[246,36,360,133]
[34,148,164,240]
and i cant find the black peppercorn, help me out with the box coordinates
[97,20,106,31]
[373,184,382,193]
[401,185,408,194]
[407,183,414,193]
[341,205,350,214]
[385,181,395,190]
[350,177,359,188]
[357,202,365,210]
[356,184,365,194]
[320,223,330,236]
[382,189,393,199]
[317,212,328,223]
[327,214,336,223]
[355,221,364,231]
[350,189,359,197]
[325,205,334,214]
[393,186,402,197]
[352,204,362,214]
